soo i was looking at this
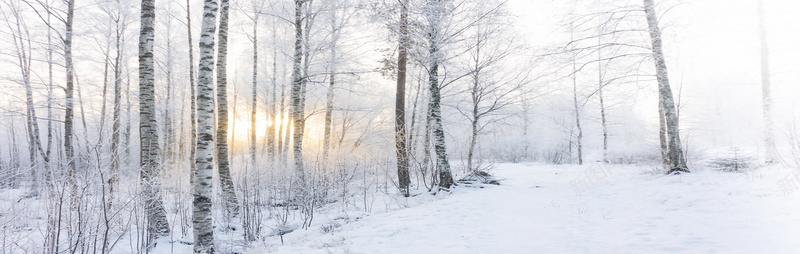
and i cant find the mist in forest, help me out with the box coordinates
[0,0,798,252]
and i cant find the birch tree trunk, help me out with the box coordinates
[422,92,433,188]
[658,92,669,169]
[426,0,454,189]
[194,0,219,251]
[110,4,125,198]
[323,21,336,160]
[230,88,239,158]
[572,53,583,166]
[281,78,290,163]
[429,61,453,189]
[251,13,258,168]
[395,0,411,196]
[597,41,609,163]
[407,74,423,168]
[267,21,278,159]
[45,6,54,192]
[138,0,170,245]
[643,0,688,172]
[215,0,239,215]
[758,0,777,163]
[186,0,197,185]
[64,0,76,192]
[467,73,479,172]
[125,69,132,164]
[6,1,44,196]
[290,0,306,176]
[164,19,175,165]
[99,51,110,153]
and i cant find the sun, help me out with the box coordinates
[229,111,291,143]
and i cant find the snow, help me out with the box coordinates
[5,163,797,253]
[245,163,800,254]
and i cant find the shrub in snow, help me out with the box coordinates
[320,221,342,234]
[458,170,500,186]
[704,147,756,172]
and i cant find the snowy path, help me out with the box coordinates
[258,163,800,254]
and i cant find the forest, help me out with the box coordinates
[1,0,799,253]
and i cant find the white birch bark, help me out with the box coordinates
[5,1,45,196]
[186,0,197,185]
[251,11,258,168]
[597,39,609,163]
[323,16,336,159]
[290,0,306,176]
[164,15,175,164]
[215,0,239,214]
[267,21,278,159]
[110,3,125,198]
[643,0,687,172]
[64,0,76,192]
[571,51,583,166]
[194,0,219,251]
[138,0,170,245]
[426,0,454,189]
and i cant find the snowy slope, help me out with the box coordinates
[249,163,800,254]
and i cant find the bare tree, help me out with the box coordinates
[395,0,411,196]
[461,11,526,172]
[596,37,609,163]
[570,32,583,165]
[267,19,278,160]
[425,0,455,189]
[108,0,128,199]
[194,0,219,251]
[290,0,307,175]
[138,0,170,246]
[215,0,239,215]
[643,0,687,172]
[162,4,176,165]
[758,0,776,163]
[560,0,654,166]
[64,0,76,189]
[2,0,46,196]
[248,0,263,169]
[25,0,79,193]
[186,0,197,184]
[659,86,668,169]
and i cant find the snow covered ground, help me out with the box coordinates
[246,163,800,254]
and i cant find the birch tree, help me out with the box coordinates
[267,20,278,160]
[322,0,339,159]
[461,11,526,172]
[561,0,654,165]
[290,0,307,175]
[248,0,262,169]
[138,0,170,245]
[104,0,128,198]
[162,4,176,165]
[186,0,197,185]
[596,37,609,163]
[64,0,76,188]
[25,0,79,192]
[215,0,239,214]
[758,0,776,163]
[643,0,687,172]
[570,35,583,165]
[194,0,219,251]
[2,0,45,196]
[425,0,454,189]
